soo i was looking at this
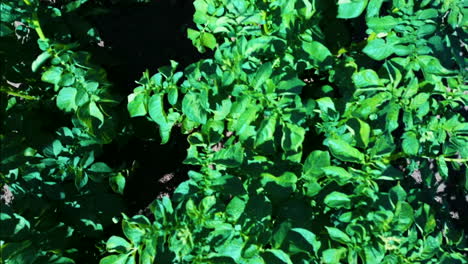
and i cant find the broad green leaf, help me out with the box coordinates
[352,69,382,88]
[393,201,414,232]
[159,111,180,144]
[402,131,419,155]
[367,16,399,33]
[252,62,273,90]
[261,172,298,189]
[106,236,132,253]
[291,228,321,253]
[32,51,52,72]
[57,87,78,112]
[122,218,147,245]
[353,92,390,119]
[182,92,207,124]
[337,0,368,19]
[385,103,400,132]
[326,227,351,244]
[326,139,365,163]
[322,248,347,263]
[410,93,430,110]
[388,184,407,206]
[302,41,332,63]
[89,101,104,125]
[75,172,88,190]
[436,156,448,179]
[59,73,75,86]
[99,254,129,264]
[42,66,63,84]
[214,99,232,121]
[272,221,292,249]
[303,150,330,178]
[266,249,293,264]
[324,191,351,209]
[213,142,244,167]
[255,114,277,147]
[322,166,352,185]
[363,39,393,60]
[167,86,178,105]
[226,196,246,221]
[148,94,167,125]
[366,0,384,18]
[201,32,217,50]
[363,244,385,264]
[347,118,370,148]
[127,93,147,117]
[89,162,112,173]
[0,23,13,36]
[48,256,75,264]
[110,173,126,195]
[281,123,305,152]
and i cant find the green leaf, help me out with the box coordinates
[388,184,407,206]
[110,173,126,195]
[291,228,321,253]
[127,93,147,117]
[322,166,352,185]
[167,86,178,105]
[353,92,390,119]
[89,101,104,125]
[226,196,246,221]
[200,32,217,50]
[436,156,448,180]
[252,62,273,90]
[32,51,52,72]
[366,16,399,33]
[385,103,400,132]
[410,93,430,110]
[57,87,78,112]
[122,217,147,245]
[213,142,244,167]
[326,227,351,244]
[352,69,382,88]
[255,114,277,147]
[326,139,365,163]
[366,0,384,18]
[302,41,332,63]
[303,150,330,178]
[363,244,385,264]
[347,118,370,148]
[281,123,305,152]
[148,94,167,125]
[106,236,132,253]
[182,92,207,124]
[363,39,393,60]
[266,249,293,264]
[75,172,88,190]
[337,0,368,19]
[0,23,13,36]
[324,191,351,209]
[402,131,419,156]
[48,256,75,264]
[322,248,347,263]
[42,66,63,85]
[99,254,129,264]
[89,162,112,173]
[393,201,414,232]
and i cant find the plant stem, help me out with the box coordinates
[0,86,38,100]
[23,0,47,40]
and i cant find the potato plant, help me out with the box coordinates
[1,0,467,263]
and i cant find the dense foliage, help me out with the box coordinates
[1,0,467,263]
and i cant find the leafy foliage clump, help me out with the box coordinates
[1,0,467,263]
